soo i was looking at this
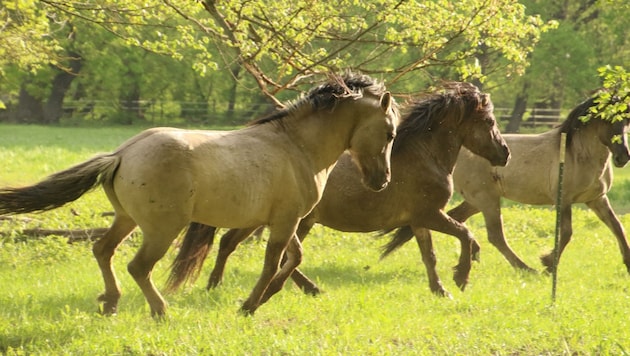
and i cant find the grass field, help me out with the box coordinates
[1,124,630,354]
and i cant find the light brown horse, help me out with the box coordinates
[169,82,511,298]
[383,95,630,281]
[0,73,399,317]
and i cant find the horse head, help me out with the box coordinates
[566,95,630,168]
[599,117,630,168]
[461,92,510,167]
[348,91,399,191]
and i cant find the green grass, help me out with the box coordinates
[1,124,630,354]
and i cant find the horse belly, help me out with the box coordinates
[192,187,274,228]
[315,195,409,232]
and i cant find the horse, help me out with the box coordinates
[168,82,511,298]
[382,95,630,282]
[0,72,399,317]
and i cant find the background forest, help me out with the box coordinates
[0,0,629,129]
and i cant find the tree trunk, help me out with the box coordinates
[505,82,530,133]
[226,65,241,121]
[15,84,44,123]
[43,52,83,124]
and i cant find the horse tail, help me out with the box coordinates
[0,154,120,215]
[379,225,414,259]
[165,222,217,292]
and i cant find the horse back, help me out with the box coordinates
[112,127,322,228]
[454,130,613,206]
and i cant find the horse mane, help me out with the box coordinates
[393,82,491,152]
[248,72,389,126]
[558,95,612,146]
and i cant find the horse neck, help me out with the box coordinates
[284,106,360,172]
[399,125,463,173]
[567,124,610,161]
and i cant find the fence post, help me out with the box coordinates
[552,132,567,302]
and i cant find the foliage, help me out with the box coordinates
[0,0,554,116]
[489,0,630,117]
[590,65,630,123]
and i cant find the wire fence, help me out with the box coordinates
[61,100,565,127]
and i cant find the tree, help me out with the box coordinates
[497,0,630,132]
[1,1,559,123]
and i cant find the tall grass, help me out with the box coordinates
[1,124,630,354]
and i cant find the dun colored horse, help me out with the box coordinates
[170,82,510,298]
[0,73,399,317]
[383,95,630,282]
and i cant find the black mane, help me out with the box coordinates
[557,97,599,146]
[393,82,490,152]
[248,72,389,126]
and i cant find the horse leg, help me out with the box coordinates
[92,215,137,315]
[207,226,260,289]
[586,196,630,273]
[241,221,299,315]
[411,226,451,298]
[418,211,475,291]
[260,235,303,304]
[127,223,186,318]
[447,200,479,222]
[288,214,321,295]
[540,205,572,273]
[447,201,481,261]
[481,206,536,272]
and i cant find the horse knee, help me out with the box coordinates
[127,258,150,280]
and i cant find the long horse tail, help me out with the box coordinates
[379,225,414,259]
[165,222,217,292]
[0,154,120,215]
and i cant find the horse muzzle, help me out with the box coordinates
[362,173,390,192]
[490,144,511,167]
[613,153,630,168]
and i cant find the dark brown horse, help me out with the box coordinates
[0,73,398,317]
[168,82,511,298]
[382,95,630,283]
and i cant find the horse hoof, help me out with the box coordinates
[97,294,119,316]
[432,287,453,299]
[472,241,481,262]
[301,286,322,296]
[239,305,256,316]
[539,253,555,271]
[453,275,468,291]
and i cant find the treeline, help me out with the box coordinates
[0,1,628,129]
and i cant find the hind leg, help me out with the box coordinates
[92,215,137,315]
[128,223,186,318]
[208,226,260,289]
[411,227,452,298]
[453,199,534,271]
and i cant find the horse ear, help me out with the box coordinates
[380,92,393,112]
[482,93,491,106]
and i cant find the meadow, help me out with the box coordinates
[1,124,630,355]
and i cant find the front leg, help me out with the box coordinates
[411,226,452,298]
[417,211,477,291]
[241,221,299,315]
[586,196,630,273]
[260,236,303,304]
[540,205,572,273]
